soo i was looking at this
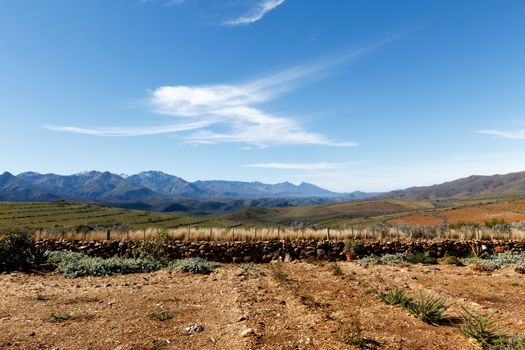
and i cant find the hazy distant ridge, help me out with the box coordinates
[0,171,373,206]
[387,170,525,199]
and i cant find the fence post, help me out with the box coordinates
[106,229,111,240]
[143,228,146,240]
[277,226,280,240]
[327,228,331,241]
[232,228,235,241]
[209,227,213,241]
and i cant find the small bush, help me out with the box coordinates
[441,255,464,266]
[132,230,170,262]
[491,334,525,350]
[379,288,413,307]
[344,239,361,253]
[460,309,507,348]
[485,218,508,229]
[462,252,525,271]
[50,313,71,323]
[330,263,343,276]
[49,251,163,278]
[362,287,377,296]
[408,291,449,324]
[150,312,172,321]
[337,315,380,349]
[272,268,289,282]
[472,263,492,272]
[167,258,219,275]
[0,232,49,272]
[460,309,525,349]
[357,253,405,266]
[405,252,437,265]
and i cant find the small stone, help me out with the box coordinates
[185,323,205,334]
[240,327,256,337]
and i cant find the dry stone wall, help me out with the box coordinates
[34,239,525,263]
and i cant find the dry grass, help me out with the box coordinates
[29,225,525,241]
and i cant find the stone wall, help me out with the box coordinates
[34,239,525,263]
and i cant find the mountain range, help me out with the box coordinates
[0,171,375,213]
[2,170,525,213]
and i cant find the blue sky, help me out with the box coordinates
[1,0,525,192]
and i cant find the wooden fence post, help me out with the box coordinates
[106,229,111,241]
[277,226,280,240]
[327,228,331,241]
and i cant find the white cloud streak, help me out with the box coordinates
[223,0,286,26]
[244,162,354,170]
[47,37,401,147]
[45,121,211,137]
[477,129,525,140]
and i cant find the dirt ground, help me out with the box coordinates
[1,262,524,350]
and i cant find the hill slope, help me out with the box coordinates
[387,170,525,199]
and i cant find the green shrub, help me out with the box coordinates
[344,239,360,253]
[460,309,507,349]
[48,251,163,278]
[357,253,405,266]
[441,255,464,266]
[167,258,219,275]
[50,313,71,323]
[150,312,172,321]
[132,230,170,262]
[460,309,525,349]
[462,252,525,271]
[484,218,508,229]
[408,291,449,324]
[405,252,437,265]
[491,334,525,350]
[379,288,413,307]
[0,232,49,272]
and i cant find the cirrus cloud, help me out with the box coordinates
[223,0,286,26]
[46,37,403,148]
[244,162,355,170]
[477,129,525,140]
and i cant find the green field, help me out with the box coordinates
[0,196,522,234]
[0,201,233,231]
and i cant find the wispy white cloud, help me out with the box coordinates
[47,37,402,147]
[45,121,211,137]
[223,0,286,26]
[244,162,355,170]
[477,129,525,140]
[140,0,185,7]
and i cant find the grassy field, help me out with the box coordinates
[0,201,233,231]
[2,197,525,240]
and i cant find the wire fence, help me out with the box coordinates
[21,225,525,241]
